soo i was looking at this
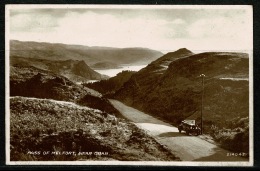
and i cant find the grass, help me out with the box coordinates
[10,96,178,161]
[209,117,249,155]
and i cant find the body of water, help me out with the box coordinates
[94,65,147,77]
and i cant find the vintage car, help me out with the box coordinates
[178,120,201,136]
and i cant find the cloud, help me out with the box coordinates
[10,12,58,32]
[9,8,252,51]
[11,11,176,49]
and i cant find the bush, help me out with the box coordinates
[210,117,249,155]
[10,96,178,161]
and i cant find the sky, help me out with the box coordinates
[7,5,253,53]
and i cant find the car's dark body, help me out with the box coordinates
[178,120,201,136]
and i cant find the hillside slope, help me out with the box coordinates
[10,40,163,65]
[85,48,193,96]
[113,48,194,106]
[113,50,249,130]
[10,56,107,82]
[10,96,178,161]
[10,66,119,116]
[84,70,136,95]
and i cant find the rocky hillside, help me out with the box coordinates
[10,66,119,116]
[10,40,163,66]
[10,66,95,101]
[113,50,249,130]
[9,64,179,161]
[10,96,178,161]
[10,56,107,82]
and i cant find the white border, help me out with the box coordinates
[6,4,252,10]
[5,4,254,166]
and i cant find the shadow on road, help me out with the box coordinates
[158,132,189,137]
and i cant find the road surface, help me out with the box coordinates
[109,99,248,161]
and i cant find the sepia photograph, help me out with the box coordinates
[5,5,253,166]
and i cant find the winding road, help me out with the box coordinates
[109,99,248,161]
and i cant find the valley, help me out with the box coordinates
[8,40,250,162]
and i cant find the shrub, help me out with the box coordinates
[210,117,249,155]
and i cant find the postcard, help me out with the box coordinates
[5,4,253,166]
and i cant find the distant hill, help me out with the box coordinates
[10,56,108,82]
[10,40,163,66]
[112,49,249,131]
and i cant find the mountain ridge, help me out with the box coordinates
[10,56,108,82]
[10,40,164,65]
